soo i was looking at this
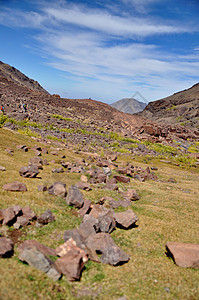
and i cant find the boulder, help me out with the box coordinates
[17,239,56,256]
[52,167,64,173]
[103,167,112,177]
[78,199,92,217]
[0,165,6,171]
[19,165,39,178]
[48,182,67,198]
[122,189,140,201]
[85,233,130,265]
[18,247,61,281]
[29,157,43,169]
[63,228,86,252]
[37,185,47,192]
[0,237,14,258]
[56,239,88,265]
[114,175,130,184]
[166,242,199,268]
[66,186,84,208]
[114,210,139,229]
[55,249,87,281]
[14,206,36,228]
[79,215,99,239]
[37,209,55,225]
[3,181,27,192]
[75,182,92,191]
[108,199,131,209]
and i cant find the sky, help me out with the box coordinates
[0,0,199,104]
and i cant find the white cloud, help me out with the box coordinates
[0,0,198,102]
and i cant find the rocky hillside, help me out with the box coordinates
[0,61,49,94]
[138,83,199,129]
[0,76,198,146]
[111,97,147,114]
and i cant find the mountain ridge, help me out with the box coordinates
[111,97,147,114]
[137,83,199,129]
[0,61,49,94]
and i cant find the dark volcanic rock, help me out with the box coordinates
[3,181,27,192]
[114,175,130,184]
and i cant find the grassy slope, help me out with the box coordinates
[0,128,199,300]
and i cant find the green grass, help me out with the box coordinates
[0,128,199,300]
[51,114,73,122]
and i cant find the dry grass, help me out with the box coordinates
[0,128,199,300]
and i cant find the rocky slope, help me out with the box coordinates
[137,83,199,129]
[0,61,49,94]
[111,97,147,114]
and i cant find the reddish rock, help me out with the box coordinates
[17,239,56,257]
[3,181,27,192]
[114,209,138,229]
[55,249,87,281]
[0,237,14,258]
[78,199,92,217]
[48,182,67,198]
[66,186,84,208]
[19,165,39,178]
[122,189,140,201]
[29,157,43,169]
[114,175,130,184]
[166,242,199,268]
[37,209,55,225]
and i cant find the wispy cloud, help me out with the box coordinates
[0,0,198,102]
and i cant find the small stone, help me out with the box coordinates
[0,165,6,171]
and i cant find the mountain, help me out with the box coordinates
[111,97,147,114]
[0,62,198,143]
[0,61,49,94]
[137,83,199,129]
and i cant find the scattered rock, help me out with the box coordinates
[52,167,64,173]
[114,210,139,229]
[48,182,67,198]
[85,233,130,265]
[55,249,87,281]
[0,165,6,171]
[29,157,43,169]
[3,181,27,192]
[114,175,130,184]
[78,199,92,217]
[38,185,47,192]
[66,186,84,208]
[17,240,56,256]
[166,242,199,268]
[37,209,55,225]
[19,165,39,178]
[0,237,14,258]
[18,247,61,281]
[122,189,140,201]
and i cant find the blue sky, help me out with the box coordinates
[0,0,199,103]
